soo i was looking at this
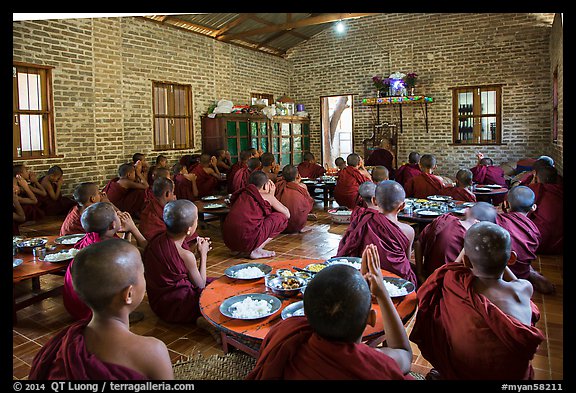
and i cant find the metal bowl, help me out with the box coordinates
[16,238,48,253]
[266,276,307,298]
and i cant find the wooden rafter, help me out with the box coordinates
[247,14,310,41]
[211,14,253,37]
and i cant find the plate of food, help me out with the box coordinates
[281,300,305,319]
[201,195,221,201]
[304,262,328,274]
[452,208,467,215]
[220,293,281,320]
[461,202,475,207]
[427,195,452,202]
[416,209,442,217]
[382,277,415,298]
[39,248,80,263]
[474,187,491,192]
[203,203,227,209]
[16,238,48,253]
[325,256,362,270]
[54,234,85,245]
[224,263,272,280]
[13,258,23,268]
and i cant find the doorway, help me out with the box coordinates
[320,95,354,168]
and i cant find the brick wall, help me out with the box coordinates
[549,13,563,175]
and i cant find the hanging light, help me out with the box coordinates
[335,20,346,33]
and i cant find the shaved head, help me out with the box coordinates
[199,153,212,165]
[535,165,558,184]
[80,202,117,234]
[239,150,252,162]
[479,157,494,166]
[358,181,377,203]
[375,180,406,212]
[456,169,473,187]
[163,199,197,234]
[468,201,497,223]
[419,154,436,169]
[371,166,389,182]
[73,182,99,206]
[507,186,535,213]
[347,153,361,167]
[408,152,420,164]
[260,152,275,167]
[464,222,511,276]
[247,157,261,171]
[536,155,554,167]
[282,164,298,182]
[249,170,269,189]
[303,152,315,162]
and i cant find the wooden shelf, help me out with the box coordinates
[361,96,433,105]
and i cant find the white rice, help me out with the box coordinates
[230,296,272,319]
[234,266,264,279]
[384,280,408,297]
[43,248,79,262]
[60,236,84,245]
[330,259,361,270]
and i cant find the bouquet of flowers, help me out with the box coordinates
[372,75,391,93]
[404,72,418,88]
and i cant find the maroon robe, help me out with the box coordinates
[409,263,544,380]
[335,209,417,285]
[227,161,247,194]
[60,205,85,236]
[142,232,213,323]
[173,174,196,201]
[418,214,467,276]
[297,162,326,179]
[222,184,288,253]
[274,180,314,233]
[37,177,76,216]
[191,165,219,197]
[364,148,395,178]
[438,186,476,202]
[102,178,146,219]
[404,172,444,199]
[245,317,411,380]
[29,319,148,380]
[394,163,421,188]
[470,165,507,187]
[528,183,563,254]
[13,205,21,235]
[138,197,198,243]
[333,166,372,209]
[496,212,541,280]
[21,201,46,222]
[231,166,251,194]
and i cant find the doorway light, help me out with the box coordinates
[335,20,346,34]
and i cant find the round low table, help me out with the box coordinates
[473,185,508,205]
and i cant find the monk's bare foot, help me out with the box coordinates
[299,227,312,233]
[529,271,556,295]
[196,316,222,345]
[307,213,318,221]
[249,248,275,259]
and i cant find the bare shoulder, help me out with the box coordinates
[126,334,173,379]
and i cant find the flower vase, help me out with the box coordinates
[409,87,415,96]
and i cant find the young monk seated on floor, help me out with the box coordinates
[403,154,446,199]
[172,162,198,201]
[470,152,508,205]
[29,238,173,380]
[371,166,389,183]
[227,150,251,194]
[336,180,417,286]
[13,178,26,235]
[103,162,149,219]
[394,152,421,188]
[37,165,76,216]
[260,152,281,183]
[414,201,497,284]
[333,153,372,209]
[528,165,563,255]
[438,168,477,202]
[132,152,150,179]
[497,186,554,294]
[410,222,545,380]
[297,152,326,179]
[13,164,46,222]
[63,202,147,322]
[352,181,379,221]
[231,157,261,193]
[144,166,171,203]
[365,138,395,179]
[334,156,346,171]
[274,164,314,234]
[246,244,413,380]
[142,199,218,341]
[146,154,168,185]
[215,149,232,174]
[190,153,221,198]
[222,170,289,259]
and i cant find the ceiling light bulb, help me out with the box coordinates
[335,20,346,33]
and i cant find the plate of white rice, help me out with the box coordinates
[220,293,281,320]
[54,234,85,245]
[39,248,80,263]
[325,256,362,270]
[382,277,415,297]
[224,263,272,280]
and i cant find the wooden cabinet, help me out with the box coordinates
[201,114,310,165]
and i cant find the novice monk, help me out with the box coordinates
[29,238,173,380]
[246,244,413,380]
[351,181,378,223]
[274,164,314,233]
[215,149,232,174]
[334,157,346,171]
[231,157,261,193]
[333,153,372,209]
[142,199,217,341]
[190,153,221,198]
[528,165,563,255]
[365,138,395,178]
[260,152,281,183]
[336,180,417,286]
[146,154,168,185]
[13,164,46,222]
[172,162,198,201]
[227,150,251,193]
[414,201,497,283]
[222,171,289,259]
[63,202,147,321]
[403,154,446,199]
[371,166,389,183]
[410,222,545,380]
[297,152,326,179]
[103,162,149,219]
[438,168,477,202]
[470,151,508,187]
[145,166,171,202]
[394,152,421,188]
[497,186,554,294]
[38,165,76,216]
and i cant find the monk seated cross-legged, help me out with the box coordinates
[260,152,281,183]
[227,150,252,194]
[231,157,261,194]
[144,166,171,205]
[274,164,315,234]
[222,170,289,259]
[37,165,76,216]
[190,153,221,198]
[394,152,421,188]
[438,168,477,202]
[13,164,47,223]
[172,162,199,201]
[403,154,446,199]
[215,149,232,175]
[246,244,413,380]
[352,181,379,220]
[364,138,396,179]
[103,162,149,219]
[297,152,326,180]
[29,238,174,380]
[410,222,545,380]
[336,180,417,286]
[333,153,372,209]
[470,151,508,205]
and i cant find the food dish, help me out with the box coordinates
[304,263,327,273]
[325,256,362,270]
[39,248,80,263]
[474,187,491,192]
[219,293,281,320]
[427,195,452,202]
[266,276,307,297]
[201,195,221,201]
[16,238,48,253]
[13,258,23,268]
[281,300,305,319]
[224,263,272,280]
[461,202,475,207]
[203,203,227,209]
[416,209,442,217]
[484,184,503,189]
[54,234,85,245]
[382,277,415,298]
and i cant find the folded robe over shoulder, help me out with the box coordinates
[227,161,247,194]
[333,166,372,209]
[191,165,219,198]
[60,205,85,236]
[222,184,288,253]
[274,180,314,233]
[403,172,444,199]
[138,197,198,243]
[470,165,507,187]
[496,212,541,279]
[394,163,421,188]
[437,186,476,202]
[335,209,417,286]
[409,263,545,380]
[28,319,147,380]
[173,174,196,201]
[528,183,563,254]
[297,162,326,179]
[102,178,147,218]
[37,178,77,216]
[231,167,250,194]
[245,317,411,380]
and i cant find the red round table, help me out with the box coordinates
[199,259,418,358]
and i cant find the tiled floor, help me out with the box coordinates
[13,202,563,380]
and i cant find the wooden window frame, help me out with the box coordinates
[152,81,194,150]
[13,62,56,159]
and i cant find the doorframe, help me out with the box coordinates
[319,94,355,167]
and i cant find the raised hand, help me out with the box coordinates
[197,236,212,257]
[363,244,389,300]
[210,156,218,167]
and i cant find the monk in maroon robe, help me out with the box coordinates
[30,239,173,380]
[227,150,252,193]
[247,246,413,380]
[172,163,198,201]
[410,222,545,380]
[333,153,372,209]
[528,166,563,255]
[403,154,445,199]
[215,149,232,174]
[297,152,326,179]
[365,138,395,179]
[470,152,508,187]
[13,165,46,222]
[37,166,76,216]
[231,157,261,194]
[103,163,148,219]
[336,180,417,285]
[223,171,289,259]
[60,182,113,236]
[274,165,314,233]
[260,152,280,183]
[438,168,476,202]
[190,153,221,197]
[394,152,421,187]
